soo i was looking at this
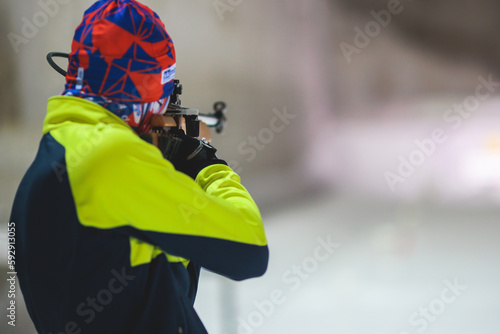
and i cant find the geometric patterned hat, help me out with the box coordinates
[65,0,176,103]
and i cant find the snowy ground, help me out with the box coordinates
[194,194,500,334]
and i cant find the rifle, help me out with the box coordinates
[47,52,227,160]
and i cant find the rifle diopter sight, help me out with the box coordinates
[154,79,227,140]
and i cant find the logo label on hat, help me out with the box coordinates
[76,67,85,90]
[161,64,176,85]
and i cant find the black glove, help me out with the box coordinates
[167,133,227,179]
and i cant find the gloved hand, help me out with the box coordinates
[168,133,227,179]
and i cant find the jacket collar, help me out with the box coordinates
[43,96,134,135]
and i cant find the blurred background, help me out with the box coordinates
[1,0,499,333]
